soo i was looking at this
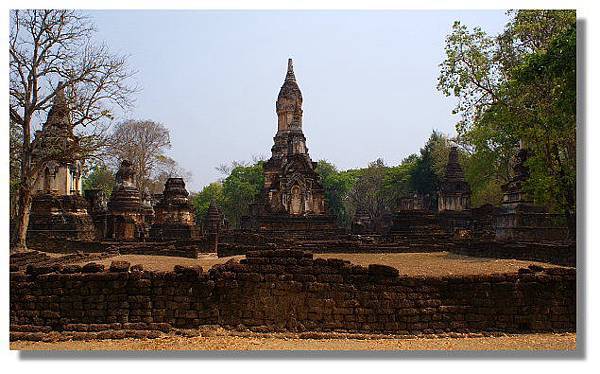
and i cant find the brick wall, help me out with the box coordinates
[26,238,209,258]
[451,240,576,267]
[10,249,575,339]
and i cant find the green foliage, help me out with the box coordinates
[191,182,224,226]
[438,10,576,223]
[317,155,422,227]
[381,154,418,207]
[316,160,359,227]
[509,23,576,213]
[409,131,450,203]
[82,164,115,196]
[220,161,265,228]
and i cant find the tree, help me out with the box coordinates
[438,10,576,237]
[438,10,574,135]
[316,160,359,227]
[145,155,192,194]
[191,182,224,226]
[10,10,137,250]
[10,120,23,219]
[82,163,115,196]
[381,154,419,209]
[507,24,576,233]
[410,131,445,204]
[346,159,389,223]
[108,120,172,193]
[219,161,265,228]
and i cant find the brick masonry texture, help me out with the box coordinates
[450,239,576,267]
[10,249,575,340]
[26,238,209,258]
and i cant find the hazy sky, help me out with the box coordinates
[90,10,509,191]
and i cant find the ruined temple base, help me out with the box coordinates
[10,329,576,351]
[494,204,569,242]
[26,193,97,242]
[149,223,201,241]
[240,214,339,231]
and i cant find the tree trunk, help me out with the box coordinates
[12,184,33,253]
[13,114,33,253]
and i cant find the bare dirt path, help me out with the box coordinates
[74,252,567,276]
[11,332,576,351]
[314,252,567,276]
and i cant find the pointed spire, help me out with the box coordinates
[54,82,67,107]
[285,58,296,82]
[206,198,222,232]
[444,146,465,180]
[45,82,70,128]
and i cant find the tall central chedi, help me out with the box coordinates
[242,59,335,230]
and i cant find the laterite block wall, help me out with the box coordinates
[10,250,575,337]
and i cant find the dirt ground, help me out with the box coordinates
[11,332,576,351]
[76,253,245,272]
[76,252,567,276]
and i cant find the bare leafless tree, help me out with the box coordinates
[10,10,137,251]
[108,120,172,192]
[146,155,193,194]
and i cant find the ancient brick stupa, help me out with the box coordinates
[241,59,336,231]
[106,160,145,240]
[27,85,96,242]
[437,146,471,212]
[494,145,567,241]
[149,177,199,240]
[205,199,222,251]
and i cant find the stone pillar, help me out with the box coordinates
[206,199,221,253]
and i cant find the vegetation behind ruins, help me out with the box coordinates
[190,11,577,230]
[438,9,577,234]
[10,10,578,236]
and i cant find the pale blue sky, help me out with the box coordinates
[89,10,509,191]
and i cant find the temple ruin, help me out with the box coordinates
[27,85,96,243]
[149,177,199,240]
[10,57,576,345]
[106,160,145,240]
[494,146,568,241]
[438,146,471,212]
[241,59,336,231]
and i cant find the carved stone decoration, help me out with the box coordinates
[84,189,110,240]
